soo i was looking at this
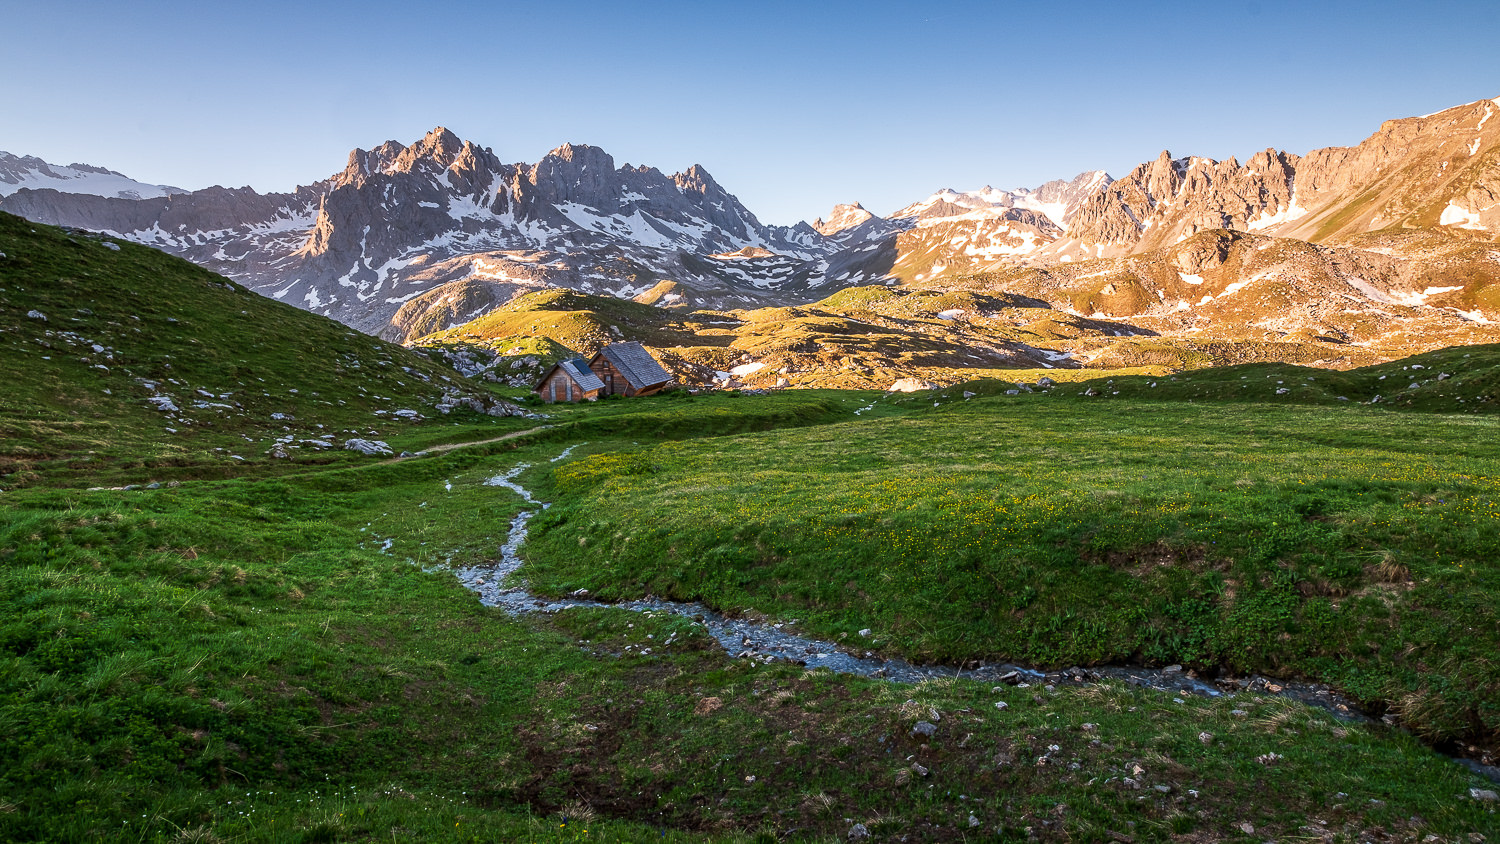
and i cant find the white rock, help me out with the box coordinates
[26,310,46,321]
[344,438,393,456]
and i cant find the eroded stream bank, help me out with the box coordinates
[454,456,1500,782]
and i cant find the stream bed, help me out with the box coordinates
[454,458,1500,782]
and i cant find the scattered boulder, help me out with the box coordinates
[344,438,393,456]
[268,443,290,459]
[911,721,937,737]
[26,310,46,322]
[434,388,529,417]
[1472,788,1499,802]
[847,823,870,840]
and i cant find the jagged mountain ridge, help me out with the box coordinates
[2,96,1497,350]
[1047,97,1500,260]
[2,130,885,339]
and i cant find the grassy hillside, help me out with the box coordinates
[0,212,524,489]
[414,288,706,353]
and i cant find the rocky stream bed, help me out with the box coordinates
[454,453,1500,783]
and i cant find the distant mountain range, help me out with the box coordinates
[0,152,184,200]
[3,96,1497,356]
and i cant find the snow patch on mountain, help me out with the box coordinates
[0,152,183,199]
[1246,198,1309,231]
[1440,202,1485,230]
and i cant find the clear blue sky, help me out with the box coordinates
[3,0,1497,225]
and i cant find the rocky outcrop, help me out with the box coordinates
[1066,98,1500,251]
[812,202,877,236]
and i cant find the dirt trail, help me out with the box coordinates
[384,426,552,462]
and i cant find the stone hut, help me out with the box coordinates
[535,358,605,403]
[588,342,673,397]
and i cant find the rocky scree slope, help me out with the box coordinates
[930,228,1500,357]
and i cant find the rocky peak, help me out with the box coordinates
[673,163,723,196]
[525,143,618,207]
[812,202,876,235]
[388,127,464,174]
[335,128,471,189]
[1029,170,1112,204]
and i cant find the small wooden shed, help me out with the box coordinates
[535,358,605,403]
[589,342,673,397]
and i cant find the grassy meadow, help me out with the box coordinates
[4,215,1500,840]
[5,387,1500,841]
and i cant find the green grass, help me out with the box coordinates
[0,212,524,490]
[6,214,1500,840]
[6,391,1499,841]
[523,379,1500,751]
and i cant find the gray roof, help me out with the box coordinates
[597,342,671,389]
[540,358,605,392]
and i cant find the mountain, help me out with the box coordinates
[3,97,1497,362]
[0,152,184,200]
[868,172,1112,282]
[1056,98,1500,256]
[2,130,888,339]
